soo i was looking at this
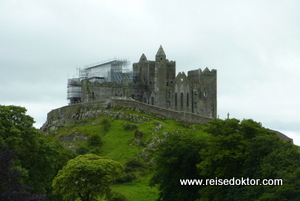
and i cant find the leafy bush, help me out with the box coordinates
[124,157,146,173]
[101,118,111,133]
[134,130,144,140]
[116,158,146,184]
[116,172,136,184]
[123,123,138,131]
[87,133,102,148]
[76,146,89,155]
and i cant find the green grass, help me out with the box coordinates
[99,119,142,164]
[111,175,159,201]
[45,108,209,201]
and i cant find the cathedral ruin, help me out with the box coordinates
[67,46,217,118]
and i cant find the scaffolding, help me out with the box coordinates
[67,59,132,104]
[67,78,81,104]
[80,59,131,83]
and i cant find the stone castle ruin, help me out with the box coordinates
[44,46,293,143]
[67,46,217,118]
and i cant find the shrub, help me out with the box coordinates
[87,133,102,148]
[134,130,144,140]
[76,146,89,155]
[123,123,138,131]
[101,118,111,133]
[116,172,136,183]
[124,157,146,172]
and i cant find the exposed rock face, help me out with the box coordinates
[41,100,110,131]
[41,98,212,132]
[41,99,293,144]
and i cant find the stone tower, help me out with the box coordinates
[154,45,175,108]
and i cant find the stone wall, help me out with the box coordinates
[110,98,212,124]
[41,99,110,131]
[41,98,212,132]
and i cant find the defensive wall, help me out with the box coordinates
[41,98,212,131]
[109,98,212,124]
[41,98,294,144]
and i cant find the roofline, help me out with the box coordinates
[84,59,118,70]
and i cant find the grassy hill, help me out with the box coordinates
[43,108,209,201]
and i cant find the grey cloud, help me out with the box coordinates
[1,0,299,144]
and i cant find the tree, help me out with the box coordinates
[0,144,45,201]
[197,118,300,201]
[150,132,207,201]
[197,119,275,201]
[52,154,123,201]
[0,105,74,199]
[239,135,300,201]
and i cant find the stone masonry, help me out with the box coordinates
[68,46,217,118]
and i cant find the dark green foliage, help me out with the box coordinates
[101,118,111,133]
[86,133,102,155]
[150,132,207,201]
[87,133,103,148]
[134,130,144,140]
[124,157,146,172]
[151,118,300,201]
[123,123,138,131]
[116,158,146,184]
[108,191,127,201]
[237,135,300,201]
[0,144,45,201]
[76,146,90,155]
[198,118,300,201]
[0,105,74,200]
[116,172,136,184]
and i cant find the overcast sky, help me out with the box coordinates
[1,0,300,144]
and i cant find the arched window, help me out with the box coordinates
[175,93,177,107]
[151,97,154,105]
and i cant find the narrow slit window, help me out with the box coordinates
[180,92,183,107]
[187,93,189,107]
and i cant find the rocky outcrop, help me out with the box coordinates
[40,99,152,132]
[41,98,294,144]
[41,100,110,131]
[41,98,212,132]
